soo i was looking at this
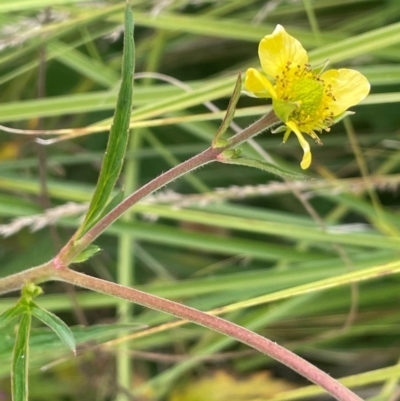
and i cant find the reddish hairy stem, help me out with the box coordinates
[0,262,54,295]
[0,111,363,401]
[57,112,280,264]
[56,146,217,264]
[51,268,362,401]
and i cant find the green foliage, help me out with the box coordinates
[12,313,31,401]
[218,151,309,180]
[30,306,76,353]
[77,4,135,238]
[71,244,101,264]
[212,73,242,147]
[0,304,26,328]
[1,283,75,400]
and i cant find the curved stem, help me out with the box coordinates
[56,111,280,265]
[0,262,54,294]
[51,268,362,401]
[0,110,363,401]
[0,257,364,401]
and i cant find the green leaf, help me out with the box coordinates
[0,323,142,359]
[218,154,310,180]
[0,285,43,329]
[84,189,125,234]
[30,305,76,353]
[76,4,135,238]
[212,73,242,147]
[12,313,31,401]
[0,304,27,328]
[71,244,101,264]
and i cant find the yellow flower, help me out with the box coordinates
[245,25,370,169]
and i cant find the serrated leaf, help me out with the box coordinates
[71,244,101,264]
[0,304,27,328]
[30,305,76,353]
[76,4,135,238]
[219,155,310,180]
[212,73,242,147]
[12,313,31,401]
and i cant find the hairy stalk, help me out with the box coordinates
[0,111,364,401]
[0,241,364,401]
[46,268,361,401]
[0,262,54,294]
[0,112,278,295]
[56,112,279,265]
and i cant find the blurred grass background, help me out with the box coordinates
[1,0,400,400]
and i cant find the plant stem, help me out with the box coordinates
[0,262,54,294]
[228,111,280,147]
[56,111,280,265]
[50,268,363,401]
[0,110,364,401]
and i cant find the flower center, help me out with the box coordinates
[274,62,334,137]
[290,77,324,116]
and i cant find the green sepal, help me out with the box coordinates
[31,305,76,353]
[271,125,288,134]
[332,110,354,124]
[311,59,330,75]
[212,73,242,147]
[71,244,101,263]
[219,156,310,180]
[273,98,298,123]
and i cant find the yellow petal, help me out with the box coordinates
[244,68,276,98]
[286,121,312,169]
[321,68,370,115]
[259,25,308,78]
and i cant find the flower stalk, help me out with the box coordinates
[0,263,363,401]
[0,19,372,401]
[0,109,364,401]
[54,111,280,267]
